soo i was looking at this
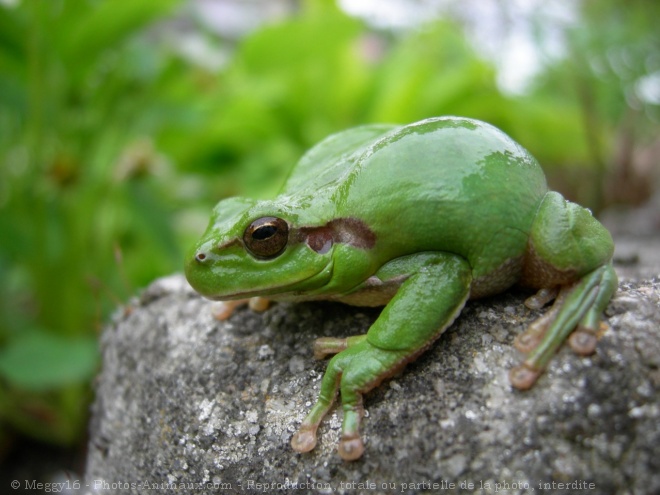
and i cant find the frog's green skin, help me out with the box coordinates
[185,117,617,461]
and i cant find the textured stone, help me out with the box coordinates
[85,263,659,494]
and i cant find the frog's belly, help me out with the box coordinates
[269,274,407,307]
[469,255,523,299]
[341,255,523,304]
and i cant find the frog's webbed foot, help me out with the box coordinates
[291,340,406,460]
[510,263,617,390]
[210,297,270,320]
[293,253,472,460]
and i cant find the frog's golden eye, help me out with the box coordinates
[243,217,289,259]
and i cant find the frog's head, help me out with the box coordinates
[185,196,373,300]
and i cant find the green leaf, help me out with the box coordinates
[0,331,99,391]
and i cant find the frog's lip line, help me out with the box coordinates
[204,261,335,301]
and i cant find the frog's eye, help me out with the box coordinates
[243,217,289,259]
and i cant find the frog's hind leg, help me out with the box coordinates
[510,263,617,390]
[511,192,617,389]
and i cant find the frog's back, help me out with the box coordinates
[342,117,548,283]
[281,124,399,197]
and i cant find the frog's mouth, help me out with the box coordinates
[201,259,335,302]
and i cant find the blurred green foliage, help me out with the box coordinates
[0,0,657,450]
[0,0,186,446]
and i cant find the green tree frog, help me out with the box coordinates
[185,117,617,461]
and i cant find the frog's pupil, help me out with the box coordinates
[253,225,276,240]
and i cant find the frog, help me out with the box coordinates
[184,116,617,461]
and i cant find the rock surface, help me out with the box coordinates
[84,256,660,494]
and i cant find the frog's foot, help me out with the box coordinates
[312,335,367,359]
[210,297,270,320]
[292,340,407,461]
[510,263,617,390]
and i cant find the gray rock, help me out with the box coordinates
[85,267,660,494]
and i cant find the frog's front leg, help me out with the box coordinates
[291,253,472,460]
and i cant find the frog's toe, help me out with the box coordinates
[514,329,542,353]
[568,327,598,356]
[210,300,245,320]
[509,364,542,390]
[210,297,270,320]
[338,435,364,461]
[291,425,318,453]
[313,337,348,359]
[313,335,367,359]
[524,287,558,310]
[247,296,270,312]
[514,308,557,353]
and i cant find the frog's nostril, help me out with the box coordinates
[195,252,207,262]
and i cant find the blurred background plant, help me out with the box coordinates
[0,0,657,480]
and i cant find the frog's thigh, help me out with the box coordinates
[522,191,614,286]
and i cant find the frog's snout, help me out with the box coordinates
[185,248,214,297]
[184,245,211,280]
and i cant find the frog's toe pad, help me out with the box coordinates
[291,426,317,453]
[338,435,364,461]
[509,364,541,390]
[568,328,597,356]
[210,301,241,320]
[247,296,270,312]
[514,331,542,353]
